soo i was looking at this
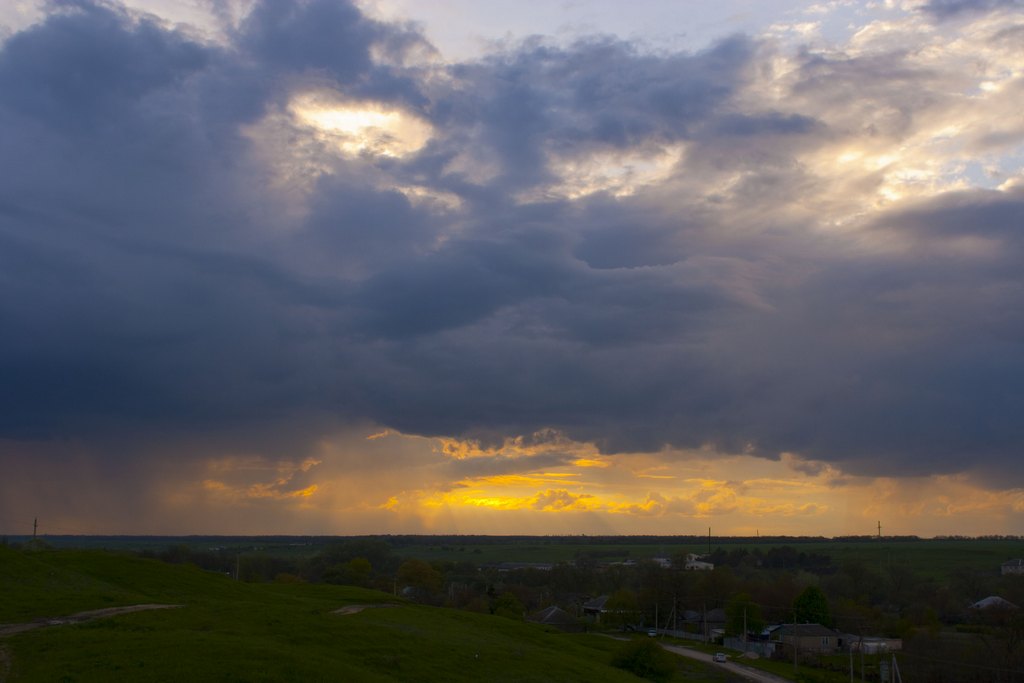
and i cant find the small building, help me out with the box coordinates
[481,562,554,572]
[970,595,1019,610]
[528,605,583,632]
[685,553,714,571]
[582,595,610,622]
[768,624,844,655]
[681,607,725,638]
[1001,559,1024,576]
[581,595,645,629]
[848,636,902,654]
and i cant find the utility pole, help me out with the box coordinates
[33,517,37,540]
[708,527,711,555]
[793,624,798,675]
[672,592,677,633]
[877,521,882,539]
[792,611,799,676]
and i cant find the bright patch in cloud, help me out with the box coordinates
[290,92,433,158]
[539,144,686,200]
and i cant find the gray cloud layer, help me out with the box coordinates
[2,0,1023,486]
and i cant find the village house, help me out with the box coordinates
[1001,559,1024,576]
[767,624,844,655]
[581,595,610,622]
[684,553,714,570]
[527,605,584,632]
[969,595,1019,610]
[731,627,901,658]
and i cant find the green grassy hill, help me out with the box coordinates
[0,546,699,682]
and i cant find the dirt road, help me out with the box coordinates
[0,605,182,683]
[332,603,400,615]
[661,643,792,683]
[0,604,181,637]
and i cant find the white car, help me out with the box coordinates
[713,652,727,663]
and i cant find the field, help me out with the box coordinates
[0,545,744,682]
[387,536,1024,580]
[15,534,1024,579]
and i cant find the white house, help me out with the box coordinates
[970,595,1019,610]
[684,553,714,571]
[1001,559,1024,576]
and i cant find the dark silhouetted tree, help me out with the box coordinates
[725,592,765,637]
[793,585,831,625]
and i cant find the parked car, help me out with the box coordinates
[647,629,657,637]
[713,652,727,663]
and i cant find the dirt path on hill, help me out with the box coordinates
[0,604,182,638]
[0,605,181,683]
[332,604,400,615]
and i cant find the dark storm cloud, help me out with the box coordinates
[710,112,820,138]
[432,34,755,188]
[442,451,578,481]
[0,0,399,439]
[236,0,430,105]
[2,0,1024,492]
[0,2,206,129]
[922,0,1024,19]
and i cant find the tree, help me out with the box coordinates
[605,589,642,631]
[397,558,441,594]
[725,593,765,637]
[346,557,372,586]
[793,585,831,626]
[610,638,676,682]
[491,591,525,620]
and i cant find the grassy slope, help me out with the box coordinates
[1,547,734,682]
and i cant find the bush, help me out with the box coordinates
[610,638,675,682]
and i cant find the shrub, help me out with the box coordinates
[610,638,675,682]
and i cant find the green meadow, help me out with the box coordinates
[0,546,740,682]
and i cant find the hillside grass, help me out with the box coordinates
[0,546,737,682]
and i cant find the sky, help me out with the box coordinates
[1,0,1023,538]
